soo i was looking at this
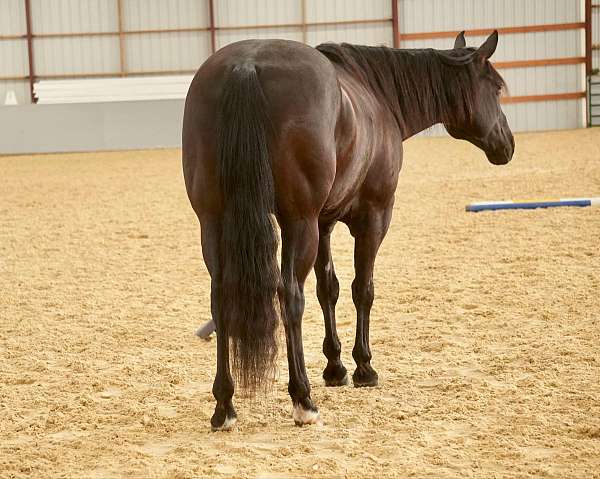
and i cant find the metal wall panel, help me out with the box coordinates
[0,1,28,106]
[305,0,391,23]
[126,32,212,72]
[0,80,29,105]
[33,36,120,75]
[399,0,586,132]
[306,24,393,47]
[122,0,210,30]
[418,99,584,137]
[500,65,583,97]
[593,6,600,71]
[0,0,27,35]
[0,39,29,76]
[0,0,592,126]
[215,0,300,27]
[401,30,583,62]
[30,0,117,34]
[503,100,584,131]
[400,0,581,33]
[216,28,303,50]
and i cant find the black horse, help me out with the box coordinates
[182,31,514,430]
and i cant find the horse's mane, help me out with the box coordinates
[316,43,506,133]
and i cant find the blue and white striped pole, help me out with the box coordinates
[466,197,600,212]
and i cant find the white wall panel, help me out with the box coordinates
[305,0,391,23]
[0,80,29,105]
[401,30,583,63]
[30,0,117,34]
[307,23,393,47]
[401,0,581,33]
[33,37,120,75]
[122,0,210,30]
[503,100,584,132]
[501,65,582,97]
[418,99,584,136]
[0,0,594,125]
[215,0,300,27]
[126,32,212,72]
[0,39,29,76]
[398,0,586,132]
[593,7,600,71]
[0,0,26,35]
[217,28,303,50]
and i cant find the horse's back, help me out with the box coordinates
[183,39,340,218]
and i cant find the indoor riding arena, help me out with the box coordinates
[1,1,599,478]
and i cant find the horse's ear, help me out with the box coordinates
[454,31,466,49]
[477,30,499,60]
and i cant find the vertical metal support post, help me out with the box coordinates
[300,0,307,44]
[588,75,591,126]
[117,0,126,76]
[24,0,36,103]
[208,0,216,53]
[585,0,592,75]
[585,0,592,127]
[391,0,399,48]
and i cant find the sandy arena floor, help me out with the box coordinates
[1,129,599,478]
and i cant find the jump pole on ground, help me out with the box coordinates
[466,197,600,212]
[196,319,216,339]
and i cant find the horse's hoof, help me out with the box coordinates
[352,364,379,388]
[292,401,322,426]
[323,362,349,387]
[211,404,237,432]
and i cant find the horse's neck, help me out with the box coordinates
[394,50,461,140]
[398,76,448,140]
[400,111,440,141]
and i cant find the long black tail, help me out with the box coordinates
[217,63,279,391]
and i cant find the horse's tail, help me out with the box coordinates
[217,63,279,392]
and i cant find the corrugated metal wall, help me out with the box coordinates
[0,0,591,132]
[400,0,587,133]
[122,0,211,72]
[593,3,600,72]
[0,0,29,104]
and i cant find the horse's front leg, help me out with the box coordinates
[348,205,393,387]
[279,218,321,425]
[314,222,348,386]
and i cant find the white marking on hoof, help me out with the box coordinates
[292,405,322,426]
[212,415,237,432]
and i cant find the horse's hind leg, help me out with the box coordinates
[314,223,348,386]
[279,217,321,425]
[200,217,236,431]
[348,205,393,388]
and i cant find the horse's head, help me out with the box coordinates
[445,31,514,165]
